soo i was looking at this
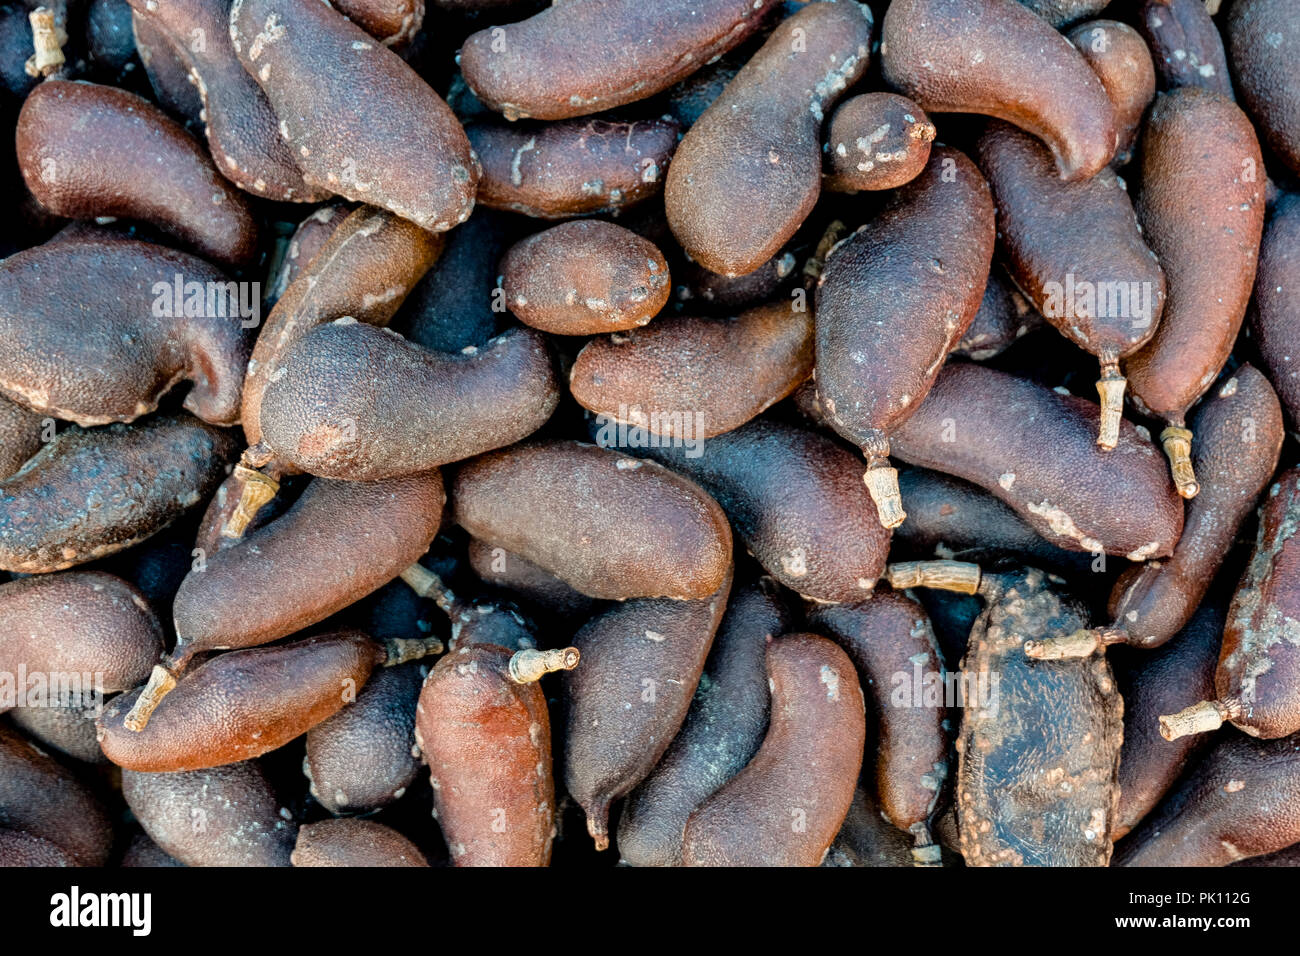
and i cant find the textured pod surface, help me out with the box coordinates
[666,0,873,277]
[267,205,349,306]
[824,93,935,193]
[291,819,427,866]
[1136,0,1232,98]
[16,80,257,267]
[1226,0,1300,174]
[120,831,185,867]
[881,0,1117,180]
[333,0,423,45]
[676,248,799,315]
[1014,0,1106,28]
[9,701,110,765]
[468,539,596,619]
[957,570,1123,866]
[952,269,1039,360]
[682,633,865,866]
[0,828,76,866]
[0,398,43,480]
[0,414,237,573]
[1251,194,1300,433]
[133,12,204,125]
[1066,20,1155,166]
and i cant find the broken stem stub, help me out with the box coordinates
[885,560,982,595]
[221,462,281,540]
[399,562,460,618]
[382,635,445,666]
[1023,626,1114,659]
[122,664,178,732]
[1160,426,1199,499]
[1159,697,1241,741]
[1095,364,1125,452]
[863,461,906,530]
[508,646,580,684]
[25,8,66,78]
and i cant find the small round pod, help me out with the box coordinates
[1125,88,1266,498]
[880,0,1118,181]
[665,0,873,277]
[291,819,428,867]
[452,440,732,601]
[570,300,813,438]
[8,701,109,765]
[16,80,258,268]
[824,93,936,193]
[0,414,238,574]
[122,760,296,866]
[1135,0,1233,99]
[1252,194,1300,434]
[266,205,350,307]
[500,220,670,334]
[0,397,44,480]
[467,116,679,219]
[1065,19,1156,165]
[1226,0,1300,175]
[815,146,995,528]
[417,643,578,866]
[467,539,596,619]
[0,828,76,866]
[682,632,866,867]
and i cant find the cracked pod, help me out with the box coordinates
[16,80,257,268]
[230,0,478,231]
[1126,88,1266,498]
[682,633,866,867]
[881,0,1118,181]
[1226,0,1300,175]
[292,819,428,867]
[823,92,935,193]
[1251,194,1300,434]
[1065,20,1155,167]
[815,146,995,528]
[1136,0,1232,99]
[0,237,254,427]
[417,643,578,866]
[665,0,873,277]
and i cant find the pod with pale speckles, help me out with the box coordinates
[1227,0,1300,175]
[1135,0,1230,99]
[1066,19,1155,166]
[266,204,350,307]
[291,819,428,866]
[0,398,43,481]
[824,93,935,193]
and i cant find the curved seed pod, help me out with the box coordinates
[1226,0,1300,174]
[417,643,577,866]
[9,701,109,765]
[266,205,350,307]
[304,661,423,814]
[291,819,428,867]
[1013,0,1106,28]
[467,539,596,619]
[468,116,678,219]
[0,724,112,865]
[501,220,670,334]
[1126,88,1266,497]
[453,440,732,601]
[881,0,1117,180]
[120,830,185,867]
[333,0,423,46]
[952,269,1039,361]
[571,301,813,438]
[1136,0,1232,99]
[0,237,254,427]
[565,574,731,851]
[16,80,258,268]
[0,827,76,866]
[682,632,866,866]
[815,146,995,527]
[823,786,928,868]
[132,12,204,126]
[665,1,873,277]
[459,0,779,121]
[86,0,137,81]
[1066,20,1156,165]
[675,249,799,315]
[122,761,296,866]
[890,363,1184,560]
[0,397,43,480]
[255,321,559,481]
[1252,194,1300,433]
[618,579,791,867]
[230,0,478,232]
[0,414,237,573]
[808,590,948,862]
[824,93,935,193]
[1117,730,1300,866]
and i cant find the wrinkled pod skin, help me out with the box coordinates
[1251,194,1300,435]
[291,819,428,867]
[815,147,995,528]
[1227,0,1300,176]
[1066,20,1156,166]
[1136,0,1232,99]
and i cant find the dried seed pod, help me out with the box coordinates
[0,827,76,866]
[1126,88,1266,497]
[453,440,732,601]
[132,12,203,126]
[0,397,44,480]
[1226,0,1300,174]
[8,700,108,765]
[682,632,866,866]
[468,116,678,219]
[266,204,350,307]
[675,249,799,315]
[120,830,184,867]
[291,819,427,867]
[1013,0,1107,28]
[815,147,995,527]
[333,0,423,45]
[890,363,1184,560]
[666,0,873,277]
[0,414,237,573]
[1066,19,1156,165]
[824,786,946,867]
[16,80,258,267]
[824,93,935,193]
[1135,0,1232,99]
[951,269,1040,361]
[467,538,595,619]
[86,0,137,81]
[459,0,779,121]
[122,761,296,866]
[618,579,792,867]
[230,0,478,231]
[1252,194,1300,433]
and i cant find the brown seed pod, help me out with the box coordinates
[291,818,428,867]
[500,220,670,334]
[266,204,350,307]
[122,760,296,866]
[1226,0,1300,175]
[890,363,1185,560]
[675,249,799,315]
[1252,194,1300,433]
[16,80,258,268]
[881,0,1118,181]
[1135,0,1232,99]
[0,237,255,427]
[132,12,203,126]
[0,397,44,480]
[0,414,237,574]
[665,1,873,278]
[1065,19,1156,165]
[8,700,109,765]
[951,269,1040,361]
[230,0,478,231]
[682,632,866,866]
[467,539,596,619]
[120,830,185,867]
[0,827,76,866]
[459,0,779,121]
[815,146,995,528]
[1126,88,1266,497]
[453,440,732,601]
[824,93,935,193]
[333,0,423,46]
[467,116,678,219]
[824,786,946,867]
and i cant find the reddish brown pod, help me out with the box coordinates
[0,398,43,480]
[1126,88,1266,498]
[133,13,204,126]
[951,269,1039,361]
[666,1,873,277]
[1227,0,1300,174]
[1252,194,1300,432]
[16,80,257,268]
[0,828,75,866]
[881,0,1118,181]
[467,539,596,619]
[815,147,995,527]
[1136,0,1232,98]
[9,701,108,765]
[501,220,670,334]
[230,0,478,231]
[682,633,866,866]
[824,93,935,193]
[417,643,578,866]
[1066,19,1156,165]
[459,0,779,121]
[468,116,678,219]
[334,0,423,46]
[291,819,428,867]
[266,205,349,306]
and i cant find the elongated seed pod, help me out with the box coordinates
[0,397,43,479]
[17,80,257,267]
[267,205,349,307]
[9,700,108,765]
[1226,0,1300,174]
[0,828,75,866]
[952,269,1040,360]
[682,633,865,866]
[815,147,995,527]
[824,93,935,193]
[1066,21,1155,166]
[1252,194,1300,433]
[666,1,873,277]
[468,539,596,619]
[1014,0,1106,28]
[881,0,1118,180]
[133,12,203,125]
[1136,0,1232,98]
[291,819,428,867]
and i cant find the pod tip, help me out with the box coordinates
[1158,698,1238,741]
[863,464,906,530]
[1159,426,1199,499]
[221,464,280,540]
